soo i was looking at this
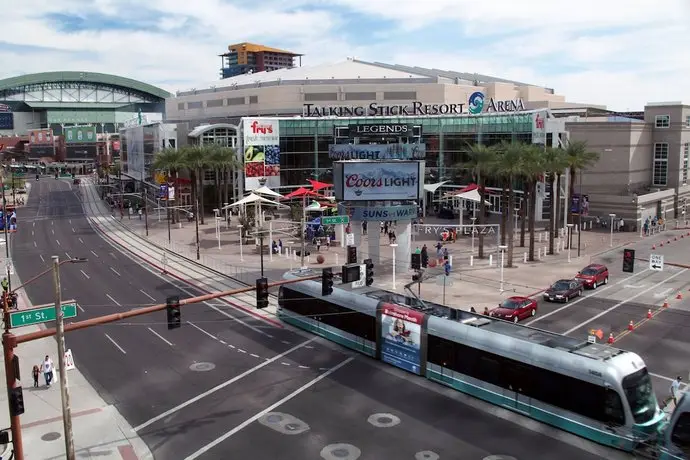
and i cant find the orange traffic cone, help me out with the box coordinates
[677,292,683,300]
[660,242,664,247]
[682,234,685,238]
[608,333,615,344]
[647,309,652,319]
[628,320,635,331]
[663,299,669,308]
[667,240,671,244]
[652,244,656,249]
[674,237,678,241]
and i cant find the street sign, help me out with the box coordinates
[352,265,366,288]
[9,301,78,328]
[587,335,596,344]
[649,254,664,271]
[64,349,76,371]
[322,215,350,225]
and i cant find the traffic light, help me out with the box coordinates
[623,249,635,273]
[322,268,334,296]
[9,386,24,416]
[411,253,421,270]
[364,258,374,286]
[166,296,181,330]
[347,246,357,264]
[256,277,269,309]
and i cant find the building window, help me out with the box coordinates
[177,103,184,110]
[187,101,203,109]
[653,142,669,186]
[655,115,670,128]
[686,115,690,128]
[345,92,377,101]
[206,99,223,108]
[383,91,417,100]
[304,93,338,102]
[684,143,690,185]
[249,95,258,104]
[227,97,245,106]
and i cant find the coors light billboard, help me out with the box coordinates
[335,161,423,201]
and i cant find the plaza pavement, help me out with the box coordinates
[107,196,664,312]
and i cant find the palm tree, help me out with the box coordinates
[493,141,524,267]
[564,140,599,224]
[183,145,212,225]
[153,147,187,224]
[455,143,496,259]
[520,144,545,261]
[542,147,568,255]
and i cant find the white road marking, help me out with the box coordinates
[90,250,99,258]
[298,365,309,369]
[624,284,647,289]
[55,239,61,246]
[51,221,53,226]
[109,252,117,259]
[250,353,260,358]
[563,269,688,335]
[51,229,54,235]
[106,293,121,306]
[72,228,75,233]
[80,270,90,280]
[65,252,71,259]
[33,222,35,227]
[653,288,673,299]
[69,219,72,224]
[133,337,319,433]
[526,269,652,326]
[78,238,84,244]
[110,267,121,277]
[33,242,37,247]
[204,301,273,339]
[238,349,247,354]
[31,230,34,236]
[104,334,127,354]
[39,254,45,262]
[147,327,174,346]
[184,357,353,460]
[78,305,85,313]
[281,362,290,366]
[219,340,227,345]
[139,290,156,302]
[188,322,218,341]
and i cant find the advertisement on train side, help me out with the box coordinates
[380,303,424,375]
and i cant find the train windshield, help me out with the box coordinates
[622,368,658,424]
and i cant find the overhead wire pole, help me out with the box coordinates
[52,256,75,460]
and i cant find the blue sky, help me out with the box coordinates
[0,0,688,110]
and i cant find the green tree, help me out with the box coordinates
[542,147,568,255]
[520,144,546,261]
[493,141,525,267]
[183,146,212,225]
[564,140,599,224]
[152,147,187,224]
[455,143,496,259]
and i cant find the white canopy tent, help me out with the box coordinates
[422,181,449,217]
[253,185,283,199]
[454,188,490,205]
[221,193,281,208]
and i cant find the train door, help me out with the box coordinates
[503,363,533,414]
[662,402,690,459]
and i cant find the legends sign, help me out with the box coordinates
[348,124,413,136]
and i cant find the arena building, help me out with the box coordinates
[0,71,170,163]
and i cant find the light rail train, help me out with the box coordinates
[278,270,688,456]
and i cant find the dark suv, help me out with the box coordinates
[543,279,584,303]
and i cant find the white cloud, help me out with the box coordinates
[0,0,688,110]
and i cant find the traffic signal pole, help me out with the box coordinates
[2,296,23,460]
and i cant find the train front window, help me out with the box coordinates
[622,368,657,424]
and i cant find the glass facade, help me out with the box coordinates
[276,114,534,188]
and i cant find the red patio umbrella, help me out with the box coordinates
[283,187,324,200]
[307,179,332,191]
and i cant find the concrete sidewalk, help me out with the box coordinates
[0,289,152,459]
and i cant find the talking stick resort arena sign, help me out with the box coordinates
[303,93,525,118]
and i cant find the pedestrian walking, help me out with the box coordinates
[32,365,40,388]
[41,355,54,387]
[1,277,8,293]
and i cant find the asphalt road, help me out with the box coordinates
[9,178,625,459]
[525,234,690,402]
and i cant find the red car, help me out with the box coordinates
[576,264,609,289]
[489,296,538,323]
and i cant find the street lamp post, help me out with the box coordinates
[470,217,477,255]
[609,213,616,247]
[238,224,244,262]
[638,206,644,238]
[223,202,229,229]
[498,245,507,293]
[390,243,398,289]
[567,223,574,263]
[213,209,221,250]
[195,199,200,260]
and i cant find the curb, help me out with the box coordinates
[89,218,283,329]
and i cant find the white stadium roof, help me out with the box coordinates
[176,58,553,97]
